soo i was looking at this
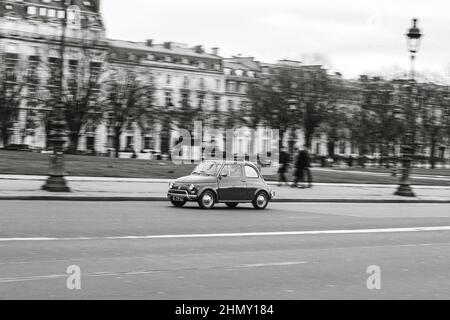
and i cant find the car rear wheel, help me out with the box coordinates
[252,191,269,210]
[171,199,187,208]
[198,191,215,209]
[226,203,239,208]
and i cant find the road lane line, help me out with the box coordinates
[0,261,309,284]
[1,226,450,242]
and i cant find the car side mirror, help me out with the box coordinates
[220,173,228,178]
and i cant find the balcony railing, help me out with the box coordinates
[0,29,107,47]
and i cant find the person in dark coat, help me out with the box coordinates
[278,147,290,186]
[292,145,313,188]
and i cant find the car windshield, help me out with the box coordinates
[192,162,221,176]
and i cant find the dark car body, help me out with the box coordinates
[167,161,275,209]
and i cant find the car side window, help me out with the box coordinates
[245,165,259,178]
[222,164,242,177]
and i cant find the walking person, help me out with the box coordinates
[292,145,313,188]
[278,146,290,186]
[302,145,313,188]
[291,148,303,188]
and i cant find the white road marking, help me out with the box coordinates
[1,226,450,242]
[0,261,309,284]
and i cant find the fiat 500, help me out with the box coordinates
[167,161,275,209]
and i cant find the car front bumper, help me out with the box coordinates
[167,189,199,201]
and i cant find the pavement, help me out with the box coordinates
[0,174,449,203]
[1,201,450,299]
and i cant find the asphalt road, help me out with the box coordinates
[1,201,450,300]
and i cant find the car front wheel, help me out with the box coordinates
[198,191,215,209]
[171,199,187,208]
[252,191,269,210]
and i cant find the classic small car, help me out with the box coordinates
[167,160,275,209]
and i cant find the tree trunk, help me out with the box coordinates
[304,130,313,150]
[68,132,80,154]
[160,119,170,156]
[327,141,335,158]
[430,139,436,169]
[1,128,9,148]
[114,127,121,158]
[279,129,286,151]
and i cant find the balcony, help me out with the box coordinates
[0,29,107,47]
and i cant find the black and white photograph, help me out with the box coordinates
[0,0,450,306]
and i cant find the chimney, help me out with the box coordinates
[94,0,101,12]
[212,47,219,56]
[164,42,172,49]
[146,39,153,47]
[194,45,204,54]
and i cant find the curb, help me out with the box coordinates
[0,196,449,204]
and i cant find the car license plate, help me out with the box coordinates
[172,196,184,202]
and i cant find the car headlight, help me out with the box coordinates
[188,184,196,191]
[169,183,174,189]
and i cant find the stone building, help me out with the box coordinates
[0,0,448,164]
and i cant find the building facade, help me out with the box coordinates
[0,0,448,162]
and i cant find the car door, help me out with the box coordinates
[218,164,247,201]
[243,165,263,200]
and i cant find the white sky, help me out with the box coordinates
[103,0,450,80]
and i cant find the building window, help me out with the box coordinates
[27,6,37,15]
[144,137,153,150]
[5,53,19,83]
[213,96,220,111]
[339,142,346,154]
[197,93,205,108]
[181,92,190,106]
[126,136,134,149]
[227,100,234,111]
[183,76,189,88]
[165,92,172,107]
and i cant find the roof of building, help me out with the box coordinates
[108,39,221,60]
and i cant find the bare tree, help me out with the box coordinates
[418,84,449,168]
[103,67,154,157]
[0,51,26,147]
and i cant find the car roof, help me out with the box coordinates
[202,160,258,167]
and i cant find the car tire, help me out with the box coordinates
[198,191,215,209]
[226,203,239,208]
[252,191,269,210]
[171,199,187,208]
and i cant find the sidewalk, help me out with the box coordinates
[0,175,449,203]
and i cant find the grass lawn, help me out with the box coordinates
[265,168,450,186]
[0,150,195,179]
[1,150,449,186]
[329,167,450,177]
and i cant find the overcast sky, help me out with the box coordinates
[103,0,450,80]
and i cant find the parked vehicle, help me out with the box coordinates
[167,160,275,210]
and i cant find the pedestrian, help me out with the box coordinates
[278,146,290,186]
[292,145,313,188]
[291,148,303,188]
[302,146,313,188]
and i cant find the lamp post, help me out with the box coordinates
[395,18,423,197]
[42,2,71,192]
[287,98,298,155]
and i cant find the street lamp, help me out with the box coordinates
[395,18,423,197]
[287,98,298,155]
[42,2,70,192]
[406,18,423,81]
